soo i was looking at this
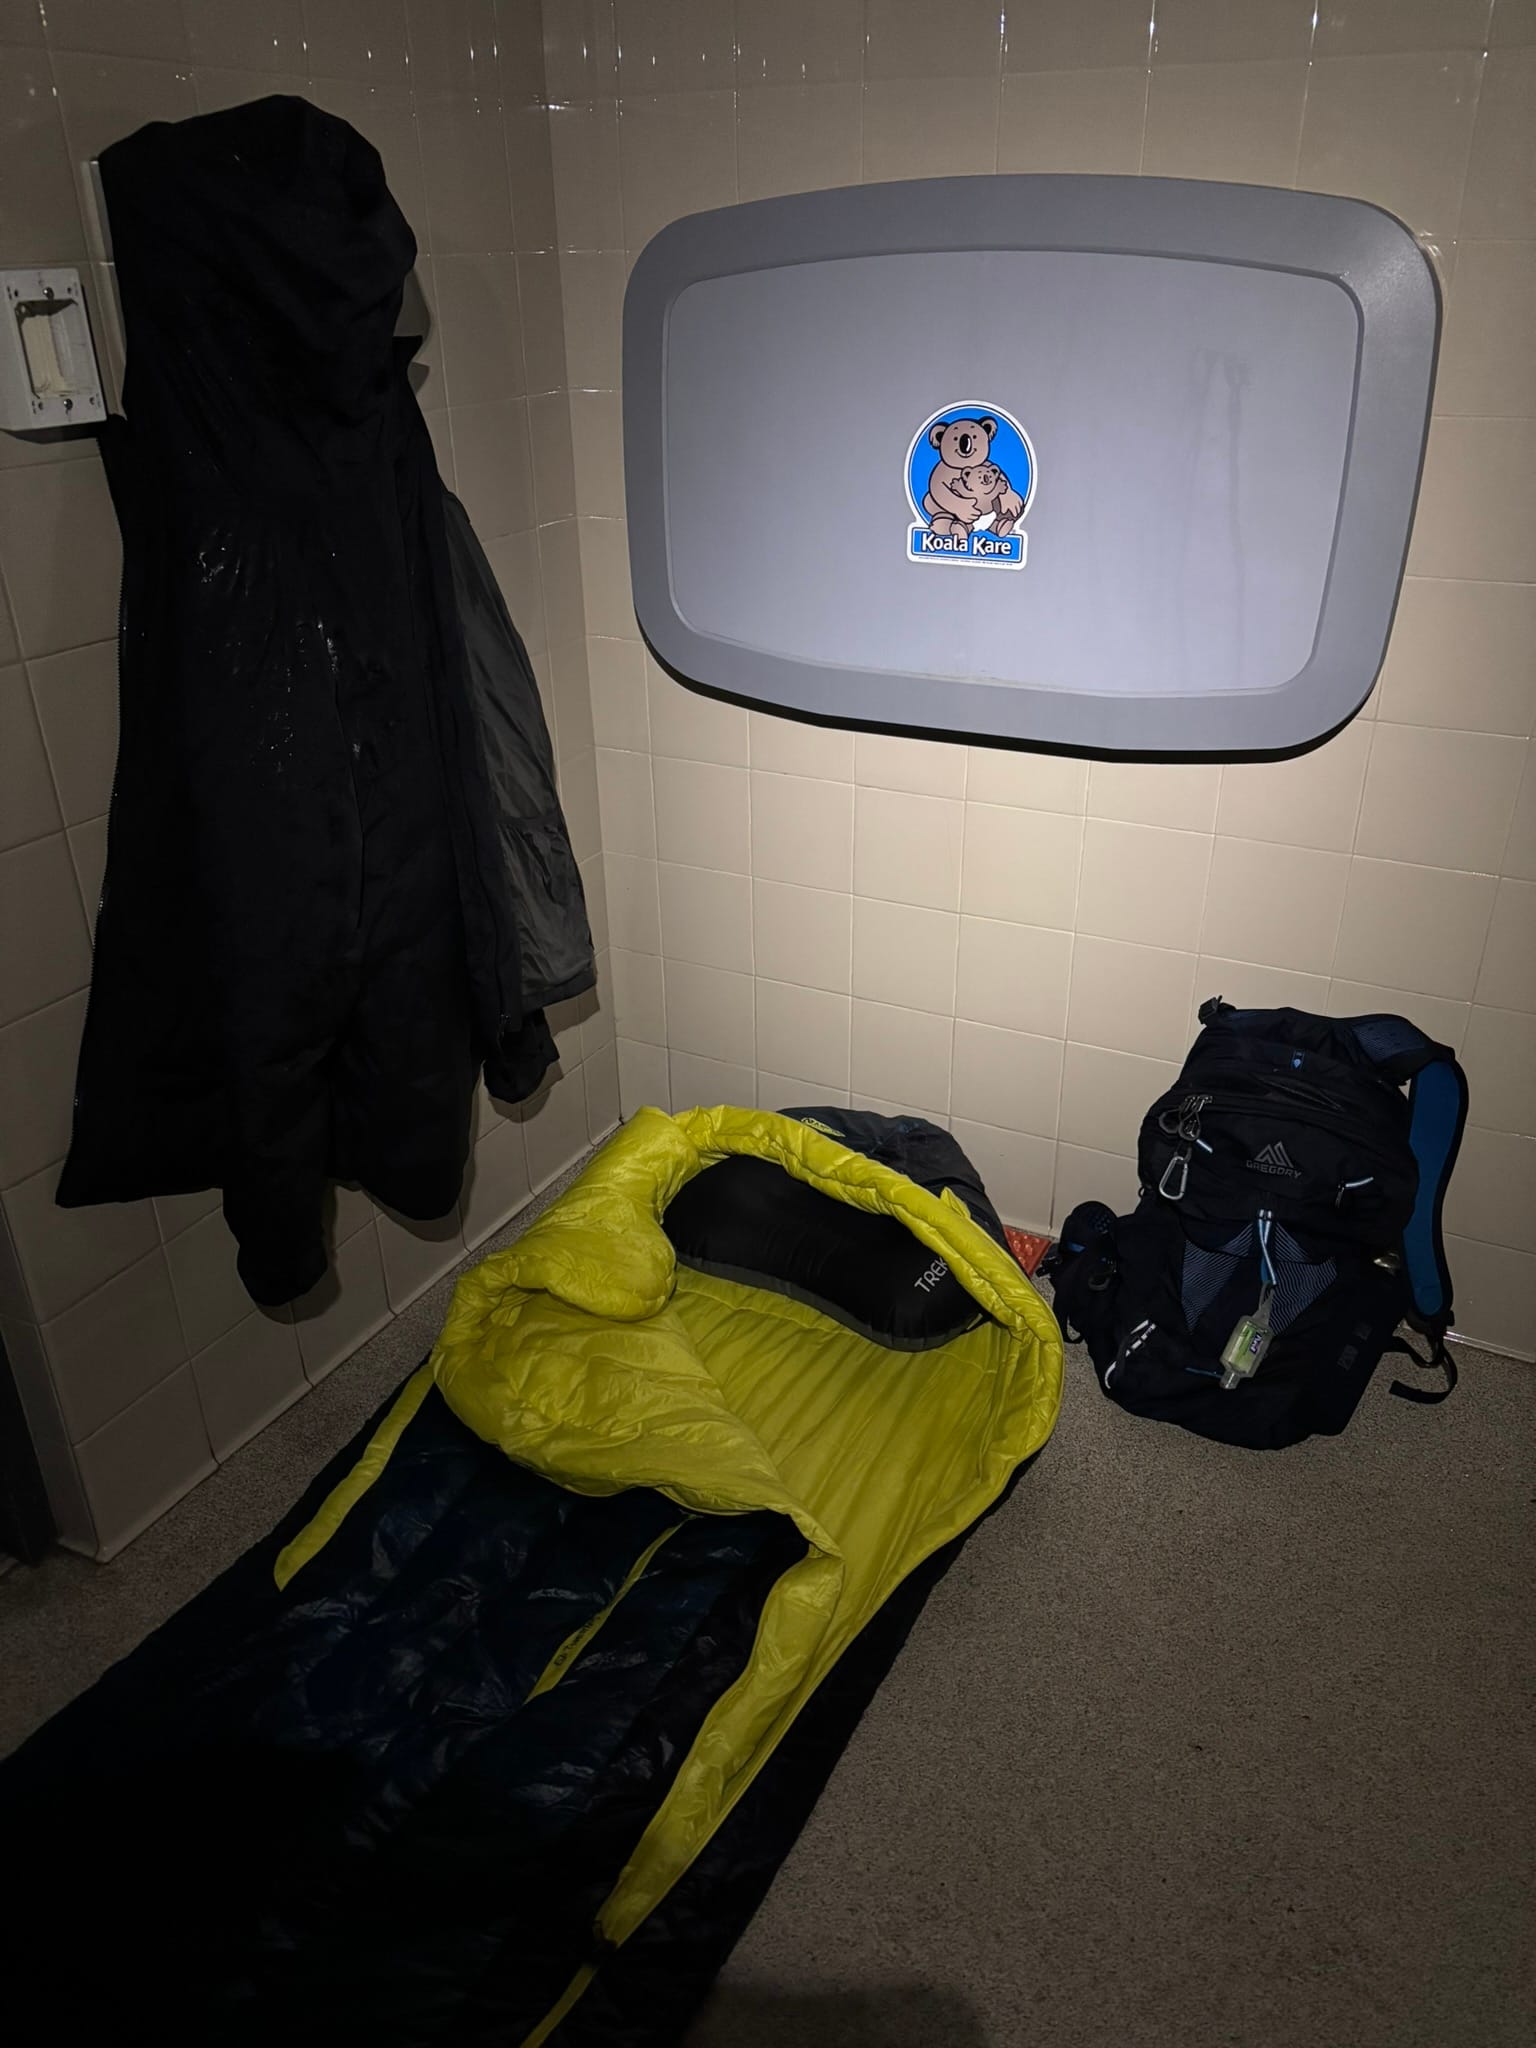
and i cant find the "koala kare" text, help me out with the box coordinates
[916,529,1019,558]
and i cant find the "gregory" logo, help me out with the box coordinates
[1247,1141,1301,1178]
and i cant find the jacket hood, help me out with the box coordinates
[101,96,416,478]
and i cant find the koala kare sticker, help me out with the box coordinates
[906,402,1035,568]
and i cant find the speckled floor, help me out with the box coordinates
[2,1193,1530,2048]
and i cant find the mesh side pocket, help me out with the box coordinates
[1181,1223,1252,1329]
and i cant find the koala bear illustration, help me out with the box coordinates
[960,461,1024,538]
[923,416,1021,536]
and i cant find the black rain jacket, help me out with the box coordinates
[56,97,592,1307]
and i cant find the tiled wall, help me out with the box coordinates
[0,0,617,1558]
[547,0,1536,1358]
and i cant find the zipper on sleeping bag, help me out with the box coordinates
[522,1520,686,1702]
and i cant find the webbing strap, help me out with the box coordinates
[1384,1331,1459,1406]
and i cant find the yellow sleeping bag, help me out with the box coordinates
[276,1105,1062,2040]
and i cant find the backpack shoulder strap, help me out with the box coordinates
[1335,1012,1469,1338]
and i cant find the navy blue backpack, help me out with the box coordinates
[1046,1000,1469,1449]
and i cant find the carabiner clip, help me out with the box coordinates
[1158,1148,1190,1201]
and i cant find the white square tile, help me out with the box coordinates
[1296,50,1482,250]
[1052,1143,1142,1232]
[664,958,755,1066]
[582,856,611,953]
[997,66,1148,173]
[611,946,666,1043]
[862,75,1000,181]
[737,0,864,86]
[568,388,624,518]
[1005,2,1155,71]
[163,1208,253,1355]
[416,92,514,253]
[450,399,534,537]
[658,862,751,972]
[559,251,626,386]
[0,834,93,1027]
[752,771,853,890]
[40,1247,186,1442]
[0,990,86,1189]
[961,802,1082,928]
[1356,724,1523,873]
[1461,1005,1536,1140]
[583,1043,621,1142]
[1461,43,1536,240]
[1059,1042,1176,1159]
[547,637,595,755]
[594,747,655,858]
[0,44,88,268]
[68,815,108,936]
[6,1162,159,1323]
[756,1072,851,1113]
[1196,958,1331,1023]
[1377,580,1536,737]
[949,1020,1063,1140]
[577,519,637,640]
[1408,417,1536,587]
[618,1037,671,1116]
[459,1117,533,1249]
[375,1205,465,1314]
[522,1062,593,1190]
[850,999,952,1114]
[854,730,967,799]
[646,663,750,766]
[1335,858,1498,1000]
[1215,720,1371,852]
[854,787,963,911]
[1077,819,1211,952]
[1475,880,1536,1013]
[852,898,958,1015]
[1325,978,1470,1051]
[31,1425,99,1551]
[1443,1234,1535,1358]
[0,456,119,655]
[25,640,118,827]
[669,1050,757,1110]
[191,1309,306,1461]
[750,711,854,779]
[752,879,852,992]
[291,1223,391,1381]
[1,665,62,851]
[618,89,737,250]
[955,916,1074,1037]
[755,980,851,1089]
[1437,240,1536,418]
[548,99,624,250]
[1503,743,1536,883]
[948,1119,1056,1231]
[604,853,662,953]
[1444,1127,1536,1255]
[736,80,864,200]
[72,1365,213,1561]
[153,1187,220,1240]
[1068,936,1198,1060]
[965,745,1087,813]
[1200,837,1350,975]
[655,757,750,873]
[1088,759,1221,834]
[1142,57,1308,185]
